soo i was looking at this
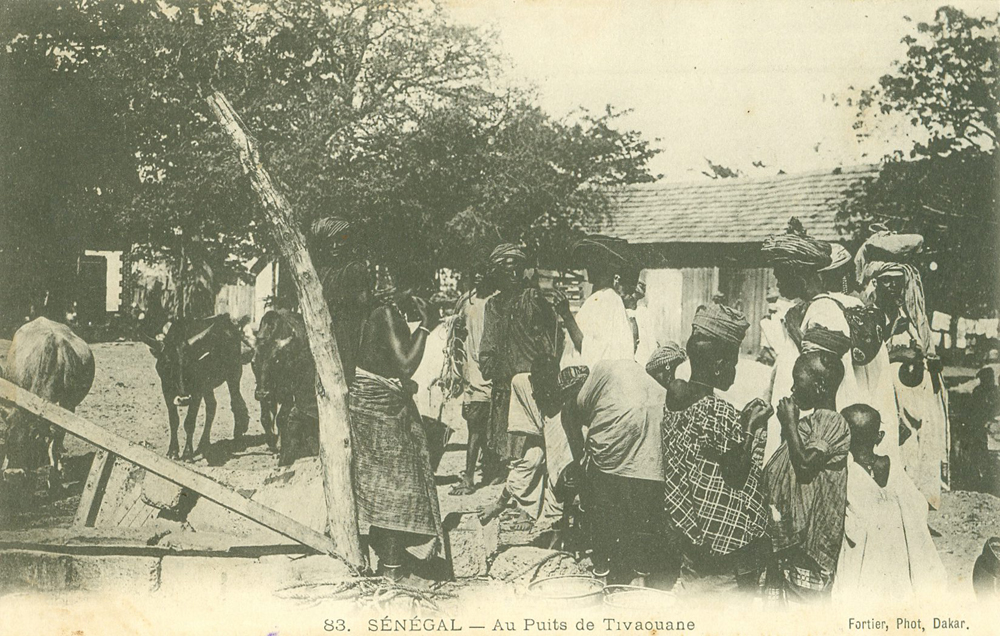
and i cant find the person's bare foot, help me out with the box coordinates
[534,527,564,550]
[478,498,507,524]
[449,481,476,496]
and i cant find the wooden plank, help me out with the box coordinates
[206,92,364,568]
[0,377,354,571]
[0,527,310,557]
[74,449,116,527]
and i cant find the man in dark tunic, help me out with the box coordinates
[311,217,372,383]
[478,244,567,486]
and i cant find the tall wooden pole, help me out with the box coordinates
[206,92,364,568]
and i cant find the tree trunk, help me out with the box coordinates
[206,92,364,568]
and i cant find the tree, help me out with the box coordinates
[0,0,658,322]
[0,1,132,329]
[836,6,999,318]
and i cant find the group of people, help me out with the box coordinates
[311,213,956,600]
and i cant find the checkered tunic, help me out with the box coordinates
[661,394,767,556]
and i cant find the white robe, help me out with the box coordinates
[892,334,949,509]
[833,460,946,602]
[802,293,900,461]
[631,303,659,366]
[560,288,635,368]
[762,301,801,464]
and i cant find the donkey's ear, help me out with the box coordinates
[140,333,163,358]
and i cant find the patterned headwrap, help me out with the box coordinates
[311,217,352,250]
[489,243,527,266]
[819,243,852,272]
[801,325,852,357]
[691,303,750,347]
[762,218,833,270]
[645,342,687,376]
[557,366,590,398]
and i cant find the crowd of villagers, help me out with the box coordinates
[309,214,998,601]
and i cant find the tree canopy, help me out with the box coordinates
[836,6,998,318]
[0,0,658,325]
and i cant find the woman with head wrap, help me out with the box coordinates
[762,220,898,467]
[760,220,834,464]
[350,266,445,582]
[660,304,773,595]
[859,230,947,509]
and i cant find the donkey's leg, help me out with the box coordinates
[228,366,250,441]
[196,389,217,455]
[261,399,278,452]
[180,397,201,461]
[165,392,181,459]
[45,424,67,493]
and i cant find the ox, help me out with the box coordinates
[0,318,94,491]
[137,276,251,461]
[143,314,251,461]
[251,309,318,466]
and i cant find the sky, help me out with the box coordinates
[446,0,997,181]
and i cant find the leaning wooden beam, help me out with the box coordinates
[0,378,355,572]
[74,449,116,527]
[205,91,364,568]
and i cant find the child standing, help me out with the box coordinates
[833,404,946,601]
[763,348,851,602]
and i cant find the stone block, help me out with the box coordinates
[0,550,160,594]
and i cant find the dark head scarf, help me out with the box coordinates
[762,217,833,270]
[802,325,852,357]
[692,303,750,347]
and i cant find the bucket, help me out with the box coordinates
[602,585,675,609]
[526,575,604,608]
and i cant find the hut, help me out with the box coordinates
[605,165,877,354]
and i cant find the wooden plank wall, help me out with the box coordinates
[719,266,774,355]
[215,283,255,322]
[641,267,718,349]
[641,266,772,355]
[680,267,720,343]
[642,268,684,346]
